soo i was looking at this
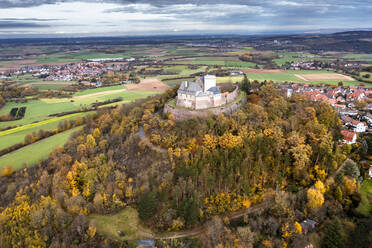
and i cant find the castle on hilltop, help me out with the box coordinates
[176,75,223,109]
[165,75,243,121]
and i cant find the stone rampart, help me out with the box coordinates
[164,92,246,121]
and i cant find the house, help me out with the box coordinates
[95,81,102,87]
[300,219,316,234]
[341,130,357,145]
[136,240,155,248]
[369,166,372,178]
[342,116,367,133]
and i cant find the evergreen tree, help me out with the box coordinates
[241,74,251,94]
[138,191,158,221]
[335,186,343,203]
[321,218,345,248]
[179,197,199,226]
[343,159,360,180]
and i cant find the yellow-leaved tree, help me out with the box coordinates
[307,188,324,209]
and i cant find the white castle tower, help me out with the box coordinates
[202,75,217,92]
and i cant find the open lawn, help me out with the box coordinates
[0,126,82,170]
[356,179,372,216]
[90,207,152,241]
[0,112,91,151]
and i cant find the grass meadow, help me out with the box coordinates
[0,126,82,170]
[0,86,157,128]
[90,207,152,242]
[356,179,372,216]
[0,112,92,151]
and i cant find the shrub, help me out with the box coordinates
[1,166,13,177]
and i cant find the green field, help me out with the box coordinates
[73,85,125,96]
[90,207,152,242]
[35,51,130,64]
[356,179,372,216]
[273,52,332,66]
[0,126,82,170]
[0,87,157,128]
[191,60,256,68]
[0,100,78,128]
[30,83,69,91]
[0,112,91,151]
[343,54,372,62]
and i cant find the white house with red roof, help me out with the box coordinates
[341,130,357,145]
[342,116,367,133]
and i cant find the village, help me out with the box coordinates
[1,57,136,83]
[281,83,372,145]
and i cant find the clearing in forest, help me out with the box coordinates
[90,207,153,241]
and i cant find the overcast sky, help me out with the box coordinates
[0,0,371,37]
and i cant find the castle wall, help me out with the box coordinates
[176,86,240,110]
[195,95,214,109]
[222,86,239,105]
[164,93,246,121]
[177,93,196,109]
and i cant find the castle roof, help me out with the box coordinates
[178,81,202,95]
[207,86,221,94]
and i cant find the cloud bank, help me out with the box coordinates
[0,0,371,37]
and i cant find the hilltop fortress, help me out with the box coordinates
[164,75,245,121]
[176,75,239,109]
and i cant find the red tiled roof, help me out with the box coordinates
[341,130,356,142]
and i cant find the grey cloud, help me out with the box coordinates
[1,0,368,9]
[0,21,50,28]
[0,18,63,21]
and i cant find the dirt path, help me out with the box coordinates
[326,162,345,187]
[138,198,275,240]
[74,89,126,99]
[138,126,167,154]
[294,74,309,81]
